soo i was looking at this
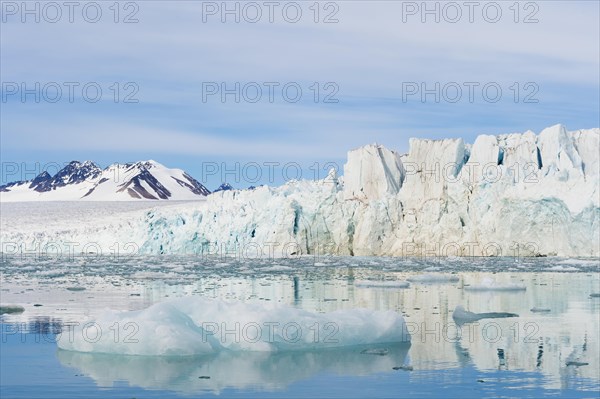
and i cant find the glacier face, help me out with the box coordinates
[1,125,598,257]
[134,124,598,257]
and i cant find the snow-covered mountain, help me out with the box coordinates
[1,124,598,257]
[0,160,210,201]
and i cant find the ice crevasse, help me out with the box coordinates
[139,124,599,257]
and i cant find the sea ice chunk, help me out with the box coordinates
[464,277,526,291]
[452,305,518,323]
[530,307,551,313]
[354,280,410,288]
[406,274,459,283]
[57,297,411,356]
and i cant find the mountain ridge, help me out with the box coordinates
[0,160,211,201]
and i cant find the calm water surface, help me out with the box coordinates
[1,255,599,398]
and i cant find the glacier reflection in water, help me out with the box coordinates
[1,255,599,396]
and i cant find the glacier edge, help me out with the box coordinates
[1,125,599,257]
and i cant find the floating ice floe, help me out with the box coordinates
[57,297,411,356]
[530,307,551,313]
[406,274,459,283]
[452,305,518,323]
[354,280,410,288]
[464,277,526,292]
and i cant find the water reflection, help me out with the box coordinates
[57,344,410,394]
[1,257,599,394]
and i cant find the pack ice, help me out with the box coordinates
[2,124,598,257]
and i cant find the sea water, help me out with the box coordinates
[1,255,599,398]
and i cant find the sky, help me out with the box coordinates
[1,0,599,189]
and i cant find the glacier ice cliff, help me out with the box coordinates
[1,124,598,257]
[135,124,598,257]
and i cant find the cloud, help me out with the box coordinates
[1,0,598,163]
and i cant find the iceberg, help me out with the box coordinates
[452,305,519,323]
[57,297,411,356]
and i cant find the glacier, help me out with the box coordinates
[1,124,598,257]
